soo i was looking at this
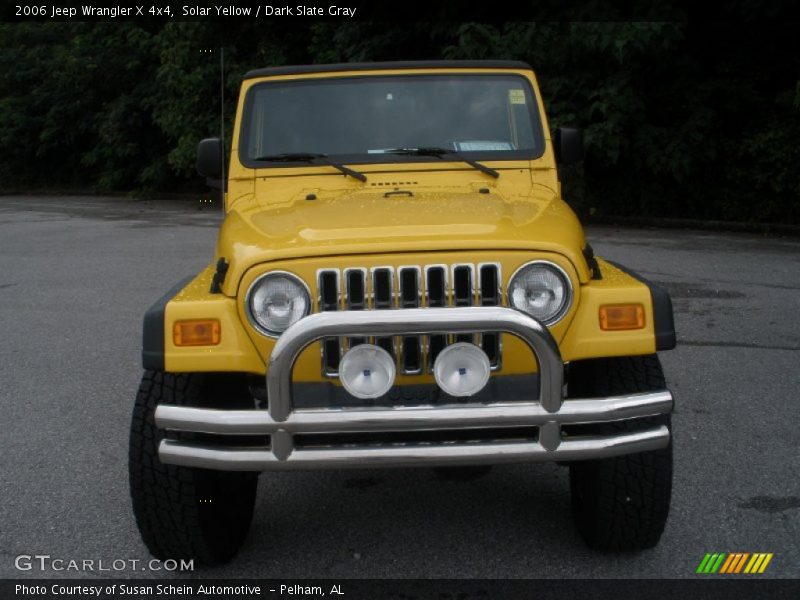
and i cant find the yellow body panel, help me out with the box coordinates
[163,266,263,374]
[155,65,664,379]
[215,186,591,298]
[559,259,656,361]
[161,258,655,377]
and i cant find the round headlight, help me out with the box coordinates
[246,272,310,336]
[508,261,572,325]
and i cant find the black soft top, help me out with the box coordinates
[243,60,533,80]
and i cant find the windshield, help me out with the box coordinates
[240,74,545,166]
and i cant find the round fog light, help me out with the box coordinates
[339,344,396,399]
[433,342,491,397]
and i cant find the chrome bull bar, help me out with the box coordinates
[156,307,672,470]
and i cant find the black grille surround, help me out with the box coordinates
[317,263,502,377]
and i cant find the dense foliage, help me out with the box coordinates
[1,19,798,223]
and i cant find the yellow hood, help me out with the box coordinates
[216,188,589,296]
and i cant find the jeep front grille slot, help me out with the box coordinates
[344,269,367,348]
[319,271,339,311]
[372,268,395,358]
[319,262,501,377]
[453,265,474,344]
[479,264,501,369]
[426,266,448,368]
[345,269,366,310]
[373,269,392,309]
[399,267,422,374]
[479,264,500,305]
[426,266,447,307]
[318,270,340,375]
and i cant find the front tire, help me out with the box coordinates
[129,371,258,565]
[567,355,672,552]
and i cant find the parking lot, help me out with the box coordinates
[0,195,798,579]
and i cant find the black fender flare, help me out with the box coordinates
[606,261,676,351]
[141,276,193,370]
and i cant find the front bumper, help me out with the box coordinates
[155,307,672,470]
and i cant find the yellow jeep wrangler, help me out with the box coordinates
[129,61,676,565]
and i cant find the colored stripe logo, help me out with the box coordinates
[696,552,773,574]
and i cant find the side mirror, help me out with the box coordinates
[554,127,584,164]
[196,137,222,180]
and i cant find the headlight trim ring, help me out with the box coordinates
[245,270,312,338]
[507,260,573,326]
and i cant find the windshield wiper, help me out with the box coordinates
[383,147,500,178]
[252,152,367,182]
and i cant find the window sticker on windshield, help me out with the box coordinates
[509,89,526,104]
[455,141,514,151]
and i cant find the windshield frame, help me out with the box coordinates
[238,73,546,170]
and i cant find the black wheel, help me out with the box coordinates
[129,371,258,565]
[567,355,672,552]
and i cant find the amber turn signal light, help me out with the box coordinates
[599,304,645,331]
[173,319,221,346]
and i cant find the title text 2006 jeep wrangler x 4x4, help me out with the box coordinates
[130,61,676,565]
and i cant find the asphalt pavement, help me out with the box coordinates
[0,195,798,579]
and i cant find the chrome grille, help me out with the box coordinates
[344,268,367,349]
[318,270,341,375]
[399,267,422,374]
[371,267,395,358]
[426,265,447,368]
[478,263,501,366]
[317,263,502,377]
[452,264,474,345]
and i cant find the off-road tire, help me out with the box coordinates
[129,371,258,565]
[567,355,672,552]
